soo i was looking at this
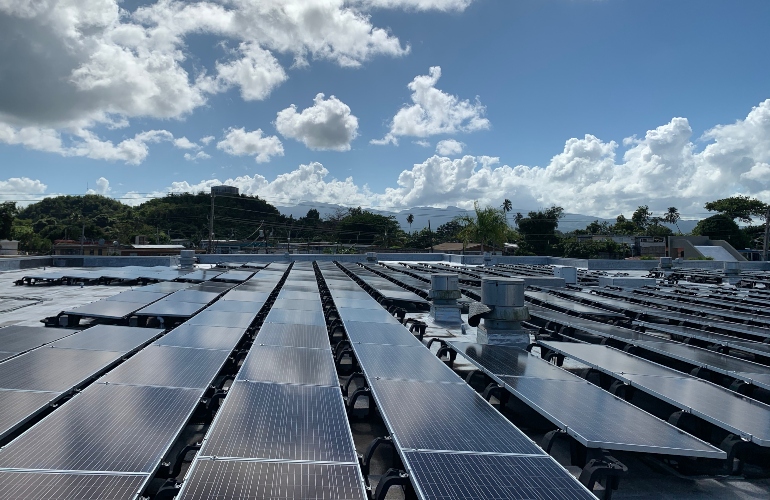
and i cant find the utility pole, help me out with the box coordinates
[208,192,215,254]
[764,207,770,262]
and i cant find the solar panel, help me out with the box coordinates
[256,323,330,349]
[155,324,246,351]
[49,325,162,353]
[0,471,148,500]
[264,309,326,326]
[449,341,580,381]
[63,301,147,319]
[621,373,770,446]
[178,270,223,282]
[0,352,15,362]
[270,299,323,311]
[140,282,191,293]
[101,346,232,389]
[0,390,58,440]
[0,384,201,473]
[352,343,463,383]
[0,348,123,392]
[177,460,366,500]
[104,290,167,303]
[186,311,257,329]
[167,290,221,304]
[526,291,626,318]
[276,290,322,300]
[205,300,264,313]
[331,298,385,310]
[497,376,724,458]
[368,378,543,455]
[133,301,206,318]
[336,308,400,324]
[237,345,338,387]
[403,451,595,500]
[200,381,356,463]
[539,342,681,379]
[342,321,421,346]
[0,326,73,353]
[221,290,271,302]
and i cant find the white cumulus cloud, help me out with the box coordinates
[217,127,284,163]
[436,139,464,156]
[275,93,359,151]
[352,0,474,11]
[86,177,111,195]
[184,151,212,162]
[0,177,48,205]
[372,66,490,145]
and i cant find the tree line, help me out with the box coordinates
[0,193,766,257]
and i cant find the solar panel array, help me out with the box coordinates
[0,264,289,498]
[178,263,366,500]
[315,262,595,500]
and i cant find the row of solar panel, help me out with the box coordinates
[315,262,597,500]
[0,264,288,497]
[178,263,368,500]
[22,266,256,286]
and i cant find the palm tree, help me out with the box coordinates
[406,213,414,233]
[502,199,512,213]
[664,207,681,234]
[456,202,508,253]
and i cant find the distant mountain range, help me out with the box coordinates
[274,203,699,234]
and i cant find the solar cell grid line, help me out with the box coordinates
[62,300,150,321]
[0,347,130,393]
[367,377,546,455]
[448,341,584,381]
[154,324,248,351]
[0,471,149,500]
[623,290,770,325]
[47,324,162,353]
[255,323,331,349]
[177,459,367,500]
[0,384,203,474]
[100,345,233,390]
[342,321,423,346]
[263,308,326,326]
[540,341,770,447]
[637,288,770,316]
[185,310,258,329]
[351,343,464,383]
[270,298,324,311]
[197,380,358,463]
[236,344,339,387]
[0,326,75,356]
[402,451,596,500]
[634,320,770,359]
[204,300,265,313]
[525,291,627,319]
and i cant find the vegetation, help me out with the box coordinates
[515,206,564,255]
[455,202,511,253]
[692,214,748,249]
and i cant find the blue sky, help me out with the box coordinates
[1,0,769,219]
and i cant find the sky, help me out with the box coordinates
[1,0,770,220]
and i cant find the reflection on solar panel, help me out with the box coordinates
[237,345,338,387]
[352,343,462,383]
[0,471,148,500]
[336,308,400,324]
[0,390,58,440]
[369,378,543,455]
[256,323,330,349]
[343,321,421,346]
[49,325,160,353]
[541,341,770,446]
[186,311,257,329]
[403,452,595,500]
[270,298,323,311]
[103,290,167,303]
[449,341,579,381]
[498,376,723,457]
[155,324,246,351]
[101,345,232,389]
[177,460,366,500]
[199,381,357,463]
[221,290,271,302]
[133,301,206,318]
[205,300,263,313]
[0,348,123,392]
[264,309,326,326]
[0,326,73,354]
[63,301,148,320]
[0,384,202,473]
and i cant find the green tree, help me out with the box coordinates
[0,202,18,240]
[631,205,652,232]
[704,196,768,223]
[664,207,681,233]
[406,213,414,232]
[434,220,463,243]
[455,202,510,253]
[692,214,748,248]
[516,206,564,255]
[336,207,401,246]
[612,214,636,235]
